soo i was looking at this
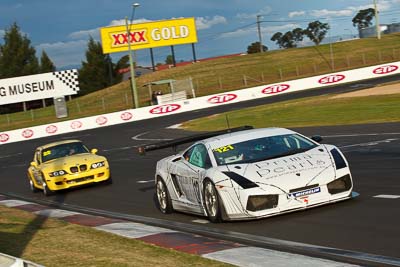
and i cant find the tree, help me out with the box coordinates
[0,22,39,78]
[165,55,174,64]
[271,29,305,49]
[247,42,268,54]
[292,28,305,44]
[305,21,330,45]
[113,55,131,83]
[352,8,375,30]
[271,32,283,48]
[78,36,112,95]
[39,50,56,73]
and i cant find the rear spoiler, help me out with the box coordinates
[138,125,253,155]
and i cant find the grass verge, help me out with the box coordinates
[181,93,400,131]
[0,205,232,267]
[1,33,400,132]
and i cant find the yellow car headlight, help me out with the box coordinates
[91,161,105,169]
[49,170,67,177]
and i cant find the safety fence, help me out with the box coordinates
[0,61,399,145]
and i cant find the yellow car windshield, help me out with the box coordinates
[42,142,89,162]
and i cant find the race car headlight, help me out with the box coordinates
[327,174,352,194]
[49,170,67,177]
[91,161,105,169]
[246,195,278,212]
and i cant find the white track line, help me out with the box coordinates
[373,195,400,199]
[137,180,154,184]
[322,133,400,138]
[132,132,172,141]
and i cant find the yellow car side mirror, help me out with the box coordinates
[30,161,38,168]
[91,148,98,154]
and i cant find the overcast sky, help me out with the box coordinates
[0,0,399,69]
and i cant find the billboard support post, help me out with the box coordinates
[125,4,140,109]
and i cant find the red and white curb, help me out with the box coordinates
[0,195,357,267]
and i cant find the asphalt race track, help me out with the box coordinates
[1,75,399,264]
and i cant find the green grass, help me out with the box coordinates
[0,205,232,267]
[1,33,400,131]
[181,93,400,131]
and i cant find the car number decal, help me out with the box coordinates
[213,145,234,153]
[43,150,51,156]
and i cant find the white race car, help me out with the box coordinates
[140,126,353,222]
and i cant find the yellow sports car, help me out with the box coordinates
[27,139,111,195]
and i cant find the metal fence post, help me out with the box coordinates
[102,97,106,111]
[279,68,283,80]
[218,77,223,89]
[76,101,81,114]
[243,75,247,86]
[125,93,129,107]
[30,109,34,121]
[362,53,366,65]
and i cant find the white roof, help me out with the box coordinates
[202,127,296,148]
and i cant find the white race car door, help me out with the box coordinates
[169,144,211,214]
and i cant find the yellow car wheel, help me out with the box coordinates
[43,182,54,196]
[29,178,39,193]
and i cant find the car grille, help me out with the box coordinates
[66,175,94,184]
[70,164,87,173]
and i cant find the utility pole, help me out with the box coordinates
[257,15,263,53]
[374,0,381,39]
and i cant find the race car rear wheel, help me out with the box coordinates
[156,177,172,214]
[203,179,222,223]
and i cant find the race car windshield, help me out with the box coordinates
[41,142,89,162]
[212,134,318,165]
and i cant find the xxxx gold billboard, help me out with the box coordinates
[100,17,197,54]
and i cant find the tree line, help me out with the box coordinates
[0,23,132,98]
[247,8,376,53]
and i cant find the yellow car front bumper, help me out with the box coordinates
[44,167,110,191]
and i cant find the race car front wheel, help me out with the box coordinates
[42,182,54,196]
[29,178,39,193]
[156,177,172,214]
[203,179,222,223]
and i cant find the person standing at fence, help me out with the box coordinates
[151,91,158,105]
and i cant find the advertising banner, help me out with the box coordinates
[100,18,197,54]
[0,70,79,105]
[1,61,399,145]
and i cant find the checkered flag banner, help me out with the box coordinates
[52,69,80,91]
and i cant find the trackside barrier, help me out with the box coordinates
[0,61,399,145]
[0,252,44,267]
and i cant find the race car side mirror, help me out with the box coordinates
[172,156,182,162]
[91,148,98,154]
[311,135,323,143]
[30,161,38,168]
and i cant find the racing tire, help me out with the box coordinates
[156,177,173,214]
[29,178,39,193]
[42,182,54,196]
[203,179,222,223]
[104,176,113,185]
